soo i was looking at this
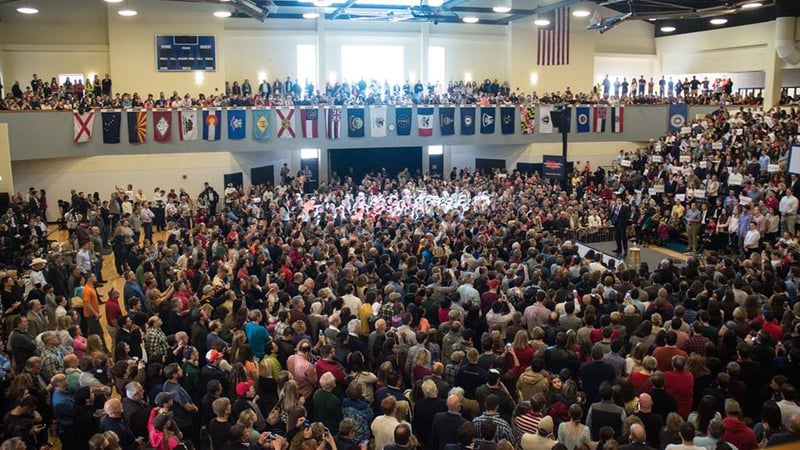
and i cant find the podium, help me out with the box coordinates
[629,246,641,268]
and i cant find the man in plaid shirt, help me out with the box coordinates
[685,321,710,356]
[472,394,515,442]
[40,331,65,381]
[145,316,170,359]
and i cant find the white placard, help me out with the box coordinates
[648,188,657,196]
[676,194,686,202]
[694,189,706,198]
[712,142,723,150]
[654,185,665,193]
[769,164,780,173]
[652,155,662,163]
[680,154,690,163]
[735,128,744,136]
[621,159,632,167]
[739,195,752,205]
[699,161,707,168]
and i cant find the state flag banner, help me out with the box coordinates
[593,106,607,133]
[539,105,554,134]
[418,107,434,137]
[276,108,296,139]
[300,108,319,138]
[202,109,221,141]
[179,110,198,141]
[370,106,387,138]
[500,107,515,135]
[127,111,147,144]
[227,109,246,140]
[102,111,121,144]
[348,108,365,138]
[519,106,535,134]
[480,107,496,134]
[460,107,476,135]
[73,111,95,143]
[252,109,270,140]
[439,107,455,136]
[575,106,590,133]
[668,103,688,133]
[326,107,341,140]
[396,107,412,136]
[153,110,172,142]
[611,105,624,133]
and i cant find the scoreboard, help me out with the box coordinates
[156,35,216,72]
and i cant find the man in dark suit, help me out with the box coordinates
[428,395,467,450]
[610,198,631,255]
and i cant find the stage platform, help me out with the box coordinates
[576,240,687,270]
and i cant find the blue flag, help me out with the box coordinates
[668,103,688,132]
[202,109,221,141]
[500,107,515,135]
[227,109,246,140]
[439,107,455,136]
[480,107,496,134]
[252,109,270,140]
[396,107,412,136]
[348,108,365,138]
[576,106,591,133]
[102,111,121,144]
[460,107,475,135]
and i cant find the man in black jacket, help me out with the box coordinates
[9,316,37,370]
[610,198,631,255]
[428,395,468,450]
[620,424,657,450]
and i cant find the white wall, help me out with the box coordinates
[447,141,645,170]
[594,54,658,86]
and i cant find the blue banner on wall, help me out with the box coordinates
[668,103,688,133]
[543,155,566,180]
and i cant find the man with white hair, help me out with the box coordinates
[620,423,656,450]
[122,381,149,439]
[313,372,342,433]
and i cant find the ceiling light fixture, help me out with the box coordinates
[214,10,232,17]
[740,2,762,9]
[313,0,332,6]
[572,9,591,18]
[534,18,550,26]
[660,25,676,32]
[710,17,728,25]
[16,3,39,14]
[303,12,320,19]
[104,0,123,3]
[118,8,137,16]
[462,16,479,23]
[492,6,511,13]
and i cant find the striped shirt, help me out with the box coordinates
[514,411,543,449]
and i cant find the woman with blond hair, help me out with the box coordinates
[658,412,683,449]
[630,355,657,393]
[236,408,262,445]
[411,348,432,383]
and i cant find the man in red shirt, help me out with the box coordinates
[664,355,694,419]
[652,331,688,372]
[721,400,757,450]
[315,344,347,385]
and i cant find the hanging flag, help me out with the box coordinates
[127,111,147,144]
[202,109,221,141]
[539,105,554,134]
[418,107,434,137]
[668,103,688,133]
[575,106,590,133]
[153,110,172,142]
[348,108,365,138]
[276,108,296,139]
[73,111,95,143]
[396,107,412,136]
[593,106,608,133]
[102,110,121,144]
[500,107,515,135]
[326,107,341,140]
[439,107,455,135]
[300,108,319,138]
[538,7,570,66]
[179,109,198,141]
[519,106,535,134]
[227,109,246,140]
[611,105,624,133]
[252,109,270,140]
[480,107,496,134]
[460,107,476,135]
[370,106,387,138]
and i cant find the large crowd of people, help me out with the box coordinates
[0,100,800,450]
[1,72,770,112]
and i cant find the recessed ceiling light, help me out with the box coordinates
[313,0,332,6]
[16,6,39,14]
[710,18,728,25]
[740,2,762,9]
[214,10,232,18]
[104,0,123,3]
[572,9,591,18]
[648,17,656,21]
[118,8,137,16]
[492,6,511,13]
[534,18,550,26]
[660,25,676,32]
[462,16,479,23]
[303,12,320,19]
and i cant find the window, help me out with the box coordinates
[428,145,443,155]
[428,46,445,87]
[301,148,319,159]
[296,45,317,89]
[341,45,404,84]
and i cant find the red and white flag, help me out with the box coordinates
[300,108,319,138]
[276,108,296,139]
[593,106,607,133]
[537,7,570,66]
[153,110,172,142]
[73,111,95,143]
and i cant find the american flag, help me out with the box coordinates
[538,7,570,66]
